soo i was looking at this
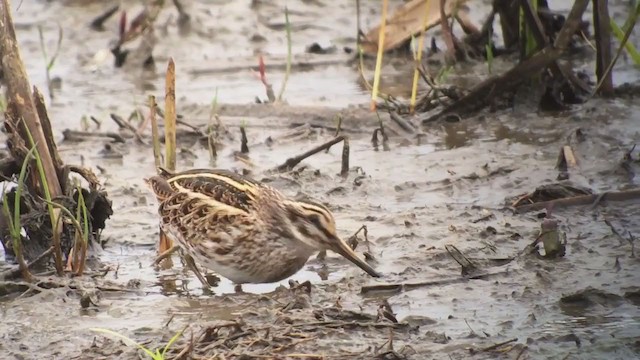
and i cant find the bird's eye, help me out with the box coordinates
[308,214,322,227]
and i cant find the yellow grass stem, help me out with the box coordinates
[370,0,388,111]
[410,0,431,113]
[164,58,177,172]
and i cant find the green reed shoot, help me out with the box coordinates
[277,6,292,102]
[610,15,640,66]
[1,145,39,282]
[485,36,494,74]
[519,0,538,59]
[23,123,64,274]
[73,185,89,275]
[91,327,184,360]
[37,23,63,99]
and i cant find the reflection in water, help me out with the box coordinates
[442,122,474,149]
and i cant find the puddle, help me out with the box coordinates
[1,0,640,359]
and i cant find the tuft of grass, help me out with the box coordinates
[71,185,89,275]
[91,327,185,360]
[23,122,64,274]
[276,6,292,102]
[1,145,39,282]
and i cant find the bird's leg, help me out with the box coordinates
[182,253,211,290]
[316,250,327,260]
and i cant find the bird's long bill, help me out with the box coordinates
[330,237,381,278]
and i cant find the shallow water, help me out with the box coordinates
[1,0,640,359]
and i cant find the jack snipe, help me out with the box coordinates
[145,168,381,285]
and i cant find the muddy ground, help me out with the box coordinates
[1,0,640,359]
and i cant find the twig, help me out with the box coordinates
[0,246,53,280]
[62,129,126,143]
[340,136,349,177]
[90,4,120,31]
[361,270,510,296]
[240,125,249,154]
[472,338,518,353]
[514,188,640,214]
[273,136,347,172]
[109,114,146,144]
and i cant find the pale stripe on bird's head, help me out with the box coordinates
[167,170,260,199]
[296,199,337,235]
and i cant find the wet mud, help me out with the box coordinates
[1,0,639,359]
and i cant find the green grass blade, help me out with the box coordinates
[161,327,185,356]
[90,328,158,359]
[77,186,89,243]
[485,43,494,74]
[610,19,640,66]
[14,145,38,237]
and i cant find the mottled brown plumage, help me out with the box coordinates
[145,168,380,284]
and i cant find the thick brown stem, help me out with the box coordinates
[592,0,613,96]
[440,0,456,63]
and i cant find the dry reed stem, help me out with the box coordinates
[164,58,177,172]
[370,0,388,111]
